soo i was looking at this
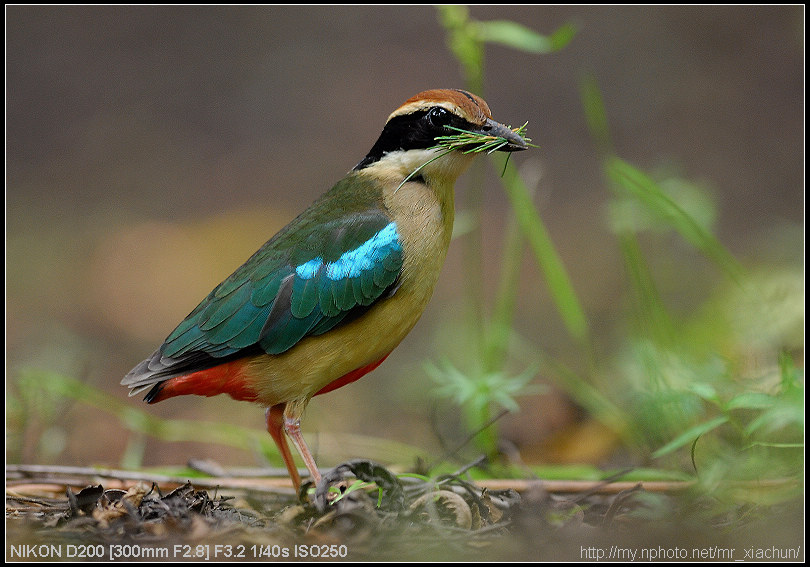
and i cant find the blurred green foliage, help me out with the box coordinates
[427,7,803,505]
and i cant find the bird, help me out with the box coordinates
[122,88,528,490]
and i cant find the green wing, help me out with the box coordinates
[165,183,402,360]
[123,174,403,390]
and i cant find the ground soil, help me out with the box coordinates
[6,462,803,562]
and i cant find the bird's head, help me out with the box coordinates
[354,89,528,183]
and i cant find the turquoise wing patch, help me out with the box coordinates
[161,215,403,360]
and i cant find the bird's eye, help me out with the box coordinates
[427,106,451,127]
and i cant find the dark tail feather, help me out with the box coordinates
[122,346,262,400]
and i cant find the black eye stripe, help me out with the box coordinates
[354,108,475,170]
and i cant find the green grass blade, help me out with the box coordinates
[484,207,524,372]
[618,231,676,344]
[493,154,589,342]
[580,73,614,156]
[653,415,729,458]
[606,157,744,282]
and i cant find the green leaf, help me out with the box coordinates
[653,415,729,458]
[548,22,578,51]
[474,20,576,53]
[724,392,776,411]
[688,382,719,403]
[745,401,805,437]
[426,358,541,415]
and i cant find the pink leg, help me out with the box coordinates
[283,402,322,486]
[265,404,302,489]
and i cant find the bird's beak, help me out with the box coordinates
[479,118,529,152]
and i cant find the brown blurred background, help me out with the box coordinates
[6,6,803,470]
